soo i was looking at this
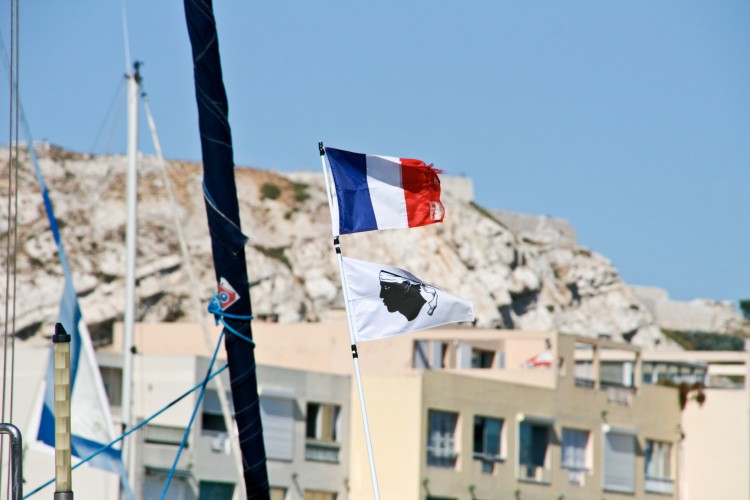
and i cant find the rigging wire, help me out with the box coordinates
[2,0,20,496]
[142,88,249,500]
[104,83,126,155]
[89,77,126,154]
[23,363,230,499]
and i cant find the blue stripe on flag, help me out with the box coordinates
[60,279,82,385]
[71,434,123,474]
[327,148,378,234]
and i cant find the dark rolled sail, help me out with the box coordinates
[182,0,269,497]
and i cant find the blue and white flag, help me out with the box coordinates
[26,139,129,480]
[35,277,125,473]
[341,257,474,342]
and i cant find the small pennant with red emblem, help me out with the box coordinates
[217,277,240,310]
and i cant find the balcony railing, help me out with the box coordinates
[305,440,340,463]
[575,377,595,388]
[518,464,551,483]
[600,380,634,389]
[143,424,187,446]
[561,466,589,486]
[645,476,674,494]
[427,447,458,468]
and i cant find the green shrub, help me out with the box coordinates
[260,182,281,200]
[253,244,291,269]
[662,329,746,351]
[740,299,750,319]
[292,182,310,202]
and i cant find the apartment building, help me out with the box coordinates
[98,323,352,500]
[342,329,682,500]
[21,315,724,500]
[641,350,750,500]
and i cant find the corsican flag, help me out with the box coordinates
[325,146,445,235]
[341,257,474,342]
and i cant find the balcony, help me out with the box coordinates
[518,464,551,483]
[562,466,589,486]
[645,476,674,494]
[427,446,458,468]
[305,440,340,463]
[574,377,595,388]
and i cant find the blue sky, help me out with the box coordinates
[1,1,748,304]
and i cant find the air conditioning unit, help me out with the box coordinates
[211,434,229,453]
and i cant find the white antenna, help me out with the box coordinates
[120,0,132,72]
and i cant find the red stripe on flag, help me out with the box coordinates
[400,158,445,228]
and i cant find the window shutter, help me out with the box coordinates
[414,341,429,368]
[458,344,472,368]
[604,432,635,492]
[430,342,444,368]
[260,397,294,461]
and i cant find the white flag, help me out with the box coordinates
[341,257,474,342]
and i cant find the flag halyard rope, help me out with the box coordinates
[160,328,226,500]
[207,294,255,347]
[23,363,230,499]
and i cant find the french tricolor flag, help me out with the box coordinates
[325,147,445,235]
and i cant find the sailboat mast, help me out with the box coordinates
[183,1,270,496]
[121,61,140,481]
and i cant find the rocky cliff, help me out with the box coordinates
[1,144,745,348]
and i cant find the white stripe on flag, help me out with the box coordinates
[366,155,408,229]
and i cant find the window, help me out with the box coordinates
[473,416,503,473]
[303,491,337,500]
[413,341,447,368]
[199,481,234,500]
[574,361,595,388]
[306,402,341,463]
[270,487,287,500]
[562,428,589,470]
[99,366,122,407]
[645,440,674,494]
[260,396,294,461]
[427,410,459,468]
[561,428,590,485]
[202,389,233,434]
[518,420,552,482]
[306,403,340,442]
[603,429,636,493]
[143,469,194,500]
[601,361,634,389]
[471,349,495,368]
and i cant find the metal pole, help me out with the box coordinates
[0,423,21,500]
[53,323,73,500]
[122,61,140,495]
[318,143,381,500]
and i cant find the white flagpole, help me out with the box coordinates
[318,143,381,500]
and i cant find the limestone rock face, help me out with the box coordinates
[1,145,746,348]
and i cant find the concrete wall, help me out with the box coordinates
[631,285,748,334]
[349,375,424,500]
[257,365,351,500]
[492,210,577,245]
[440,175,475,203]
[681,388,749,500]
